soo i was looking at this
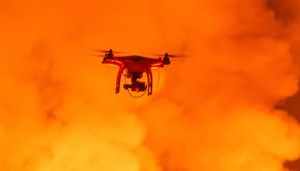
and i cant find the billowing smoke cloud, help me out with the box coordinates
[0,0,300,171]
[139,0,300,170]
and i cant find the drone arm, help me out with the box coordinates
[102,58,125,94]
[150,61,165,69]
[102,58,122,66]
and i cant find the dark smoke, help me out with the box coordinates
[266,0,299,24]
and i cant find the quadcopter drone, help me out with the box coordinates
[98,49,179,97]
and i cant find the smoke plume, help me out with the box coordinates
[0,0,300,171]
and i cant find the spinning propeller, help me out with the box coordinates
[91,49,122,59]
[152,53,185,58]
[93,49,124,54]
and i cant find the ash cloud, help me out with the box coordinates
[0,1,157,170]
[140,0,300,171]
[1,0,300,171]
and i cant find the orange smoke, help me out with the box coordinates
[1,0,300,171]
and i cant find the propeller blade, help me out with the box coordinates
[151,53,186,58]
[92,49,124,53]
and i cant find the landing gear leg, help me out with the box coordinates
[146,68,153,96]
[116,65,125,94]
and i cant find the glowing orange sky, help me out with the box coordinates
[1,0,300,171]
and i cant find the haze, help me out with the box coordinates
[1,0,300,171]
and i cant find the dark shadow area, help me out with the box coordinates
[276,85,300,170]
[277,89,300,122]
[285,159,300,171]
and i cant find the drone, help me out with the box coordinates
[98,49,180,97]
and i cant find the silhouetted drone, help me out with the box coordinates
[97,49,180,97]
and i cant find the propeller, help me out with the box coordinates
[89,49,123,59]
[152,53,186,58]
[92,49,124,54]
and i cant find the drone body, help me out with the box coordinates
[100,49,172,96]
